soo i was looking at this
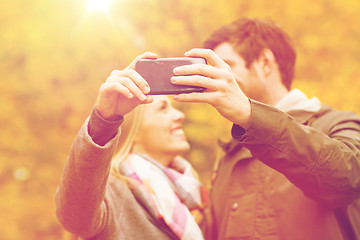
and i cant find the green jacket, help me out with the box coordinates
[207,100,360,240]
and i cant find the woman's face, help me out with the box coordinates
[134,96,190,164]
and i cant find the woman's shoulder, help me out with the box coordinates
[100,174,176,240]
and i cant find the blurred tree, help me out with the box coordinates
[0,0,360,239]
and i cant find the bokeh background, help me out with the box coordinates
[1,0,360,239]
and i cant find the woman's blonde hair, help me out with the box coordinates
[110,104,145,173]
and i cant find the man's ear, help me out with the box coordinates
[257,48,276,76]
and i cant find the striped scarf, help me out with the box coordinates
[119,154,204,240]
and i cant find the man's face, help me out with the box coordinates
[213,42,269,103]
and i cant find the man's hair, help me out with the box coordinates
[204,18,296,90]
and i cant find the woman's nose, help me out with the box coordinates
[172,108,185,121]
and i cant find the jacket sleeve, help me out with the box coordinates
[55,110,122,238]
[232,100,360,208]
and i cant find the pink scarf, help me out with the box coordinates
[119,154,204,240]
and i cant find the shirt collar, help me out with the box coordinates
[275,88,322,113]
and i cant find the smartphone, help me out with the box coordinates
[135,57,206,95]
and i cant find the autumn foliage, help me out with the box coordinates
[1,0,360,239]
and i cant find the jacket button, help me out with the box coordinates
[231,202,238,211]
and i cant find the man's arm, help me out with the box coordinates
[233,101,360,208]
[171,48,360,207]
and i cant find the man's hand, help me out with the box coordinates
[172,48,251,129]
[95,52,157,121]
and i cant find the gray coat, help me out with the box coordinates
[55,116,178,240]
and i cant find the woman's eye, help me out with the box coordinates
[160,105,168,112]
[159,102,169,111]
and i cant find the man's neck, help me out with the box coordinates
[266,87,289,106]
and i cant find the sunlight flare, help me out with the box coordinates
[87,0,112,13]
